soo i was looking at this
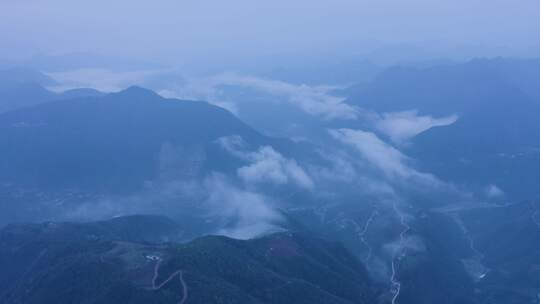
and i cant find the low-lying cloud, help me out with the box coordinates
[64,174,284,240]
[155,72,361,121]
[218,135,314,190]
[327,128,457,199]
[485,184,505,198]
[238,147,314,190]
[47,69,360,122]
[211,73,360,120]
[329,128,415,179]
[375,110,458,143]
[205,175,284,239]
[46,68,171,92]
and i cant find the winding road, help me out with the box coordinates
[390,202,411,304]
[358,210,378,264]
[452,214,484,260]
[12,248,48,292]
[151,259,189,304]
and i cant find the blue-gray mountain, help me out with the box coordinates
[1,60,539,304]
[0,68,104,113]
[346,58,540,200]
[0,86,271,192]
[0,215,376,304]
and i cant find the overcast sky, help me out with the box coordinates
[1,0,539,68]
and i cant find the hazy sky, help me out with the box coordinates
[1,0,539,67]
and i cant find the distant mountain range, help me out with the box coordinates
[0,68,104,113]
[346,58,540,200]
[0,85,270,192]
[1,61,539,304]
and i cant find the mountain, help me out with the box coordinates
[288,200,480,304]
[261,59,382,85]
[0,82,59,113]
[60,88,106,99]
[455,201,540,303]
[2,60,538,304]
[346,58,540,115]
[0,68,105,113]
[0,215,376,304]
[0,86,269,192]
[345,58,540,200]
[0,67,59,88]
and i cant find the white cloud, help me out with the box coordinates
[375,110,458,143]
[383,234,427,259]
[238,146,314,190]
[485,184,504,198]
[329,128,414,179]
[64,173,283,240]
[218,136,314,190]
[212,73,359,120]
[327,129,467,207]
[173,72,360,121]
[309,150,359,184]
[48,69,358,121]
[216,135,248,158]
[46,68,169,92]
[204,175,284,240]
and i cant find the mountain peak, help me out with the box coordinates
[0,67,59,88]
[114,85,160,99]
